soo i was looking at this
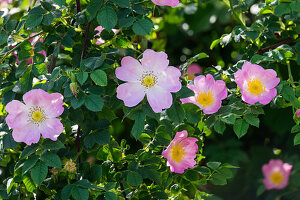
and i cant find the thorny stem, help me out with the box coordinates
[0,32,43,63]
[76,0,81,13]
[81,22,91,60]
[256,35,300,55]
[114,165,128,200]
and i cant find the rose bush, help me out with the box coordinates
[0,0,299,199]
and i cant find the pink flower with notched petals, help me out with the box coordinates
[162,130,198,173]
[94,26,119,45]
[181,63,202,80]
[152,0,179,7]
[234,62,280,105]
[262,159,293,190]
[180,74,227,114]
[115,49,182,113]
[5,89,64,145]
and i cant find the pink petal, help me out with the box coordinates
[261,69,280,89]
[12,124,40,145]
[151,0,179,7]
[6,112,29,129]
[187,63,202,75]
[44,93,64,118]
[213,80,228,100]
[258,88,277,105]
[5,100,26,114]
[116,56,143,82]
[140,49,169,72]
[157,66,182,92]
[40,118,64,141]
[174,130,188,140]
[116,82,145,107]
[22,89,50,107]
[146,86,172,113]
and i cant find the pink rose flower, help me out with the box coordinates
[162,130,198,173]
[5,89,64,145]
[94,26,119,45]
[296,109,300,117]
[262,159,293,190]
[12,33,47,65]
[180,74,227,114]
[234,62,280,105]
[115,49,182,113]
[181,63,202,80]
[152,0,179,7]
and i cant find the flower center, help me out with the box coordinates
[248,78,265,96]
[196,91,214,107]
[140,72,157,89]
[171,144,186,163]
[28,106,46,126]
[270,172,284,185]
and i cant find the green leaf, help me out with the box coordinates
[110,0,130,8]
[85,94,104,112]
[23,175,36,192]
[281,85,300,107]
[294,133,300,145]
[86,0,103,21]
[0,31,8,45]
[97,6,117,30]
[210,173,227,185]
[76,72,88,85]
[53,0,66,7]
[127,171,143,187]
[132,18,153,35]
[274,3,291,16]
[82,56,104,70]
[197,52,209,59]
[176,86,194,98]
[21,144,39,159]
[42,13,54,25]
[105,191,117,200]
[22,155,39,175]
[217,167,233,179]
[26,14,43,28]
[71,186,89,200]
[119,16,135,28]
[207,161,221,170]
[30,161,48,186]
[214,120,226,134]
[61,184,73,200]
[233,119,249,138]
[167,102,185,124]
[221,114,236,125]
[41,152,62,168]
[90,69,107,86]
[210,39,221,50]
[90,165,102,182]
[42,139,65,150]
[131,110,146,139]
[3,133,17,149]
[244,114,259,128]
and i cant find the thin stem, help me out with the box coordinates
[0,32,43,63]
[76,126,81,164]
[76,0,81,13]
[287,61,295,88]
[81,22,91,60]
[228,0,245,27]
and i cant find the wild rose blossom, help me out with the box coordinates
[181,63,202,80]
[152,0,179,7]
[162,130,198,173]
[262,159,293,190]
[234,62,280,105]
[181,74,227,114]
[5,89,64,145]
[115,49,182,113]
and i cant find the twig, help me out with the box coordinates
[256,36,299,55]
[76,0,81,13]
[81,22,91,60]
[76,126,81,164]
[114,165,128,200]
[47,43,59,73]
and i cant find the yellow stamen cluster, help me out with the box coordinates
[64,160,77,173]
[171,144,186,163]
[28,106,46,126]
[196,91,214,107]
[248,78,265,96]
[140,71,157,89]
[270,172,284,185]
